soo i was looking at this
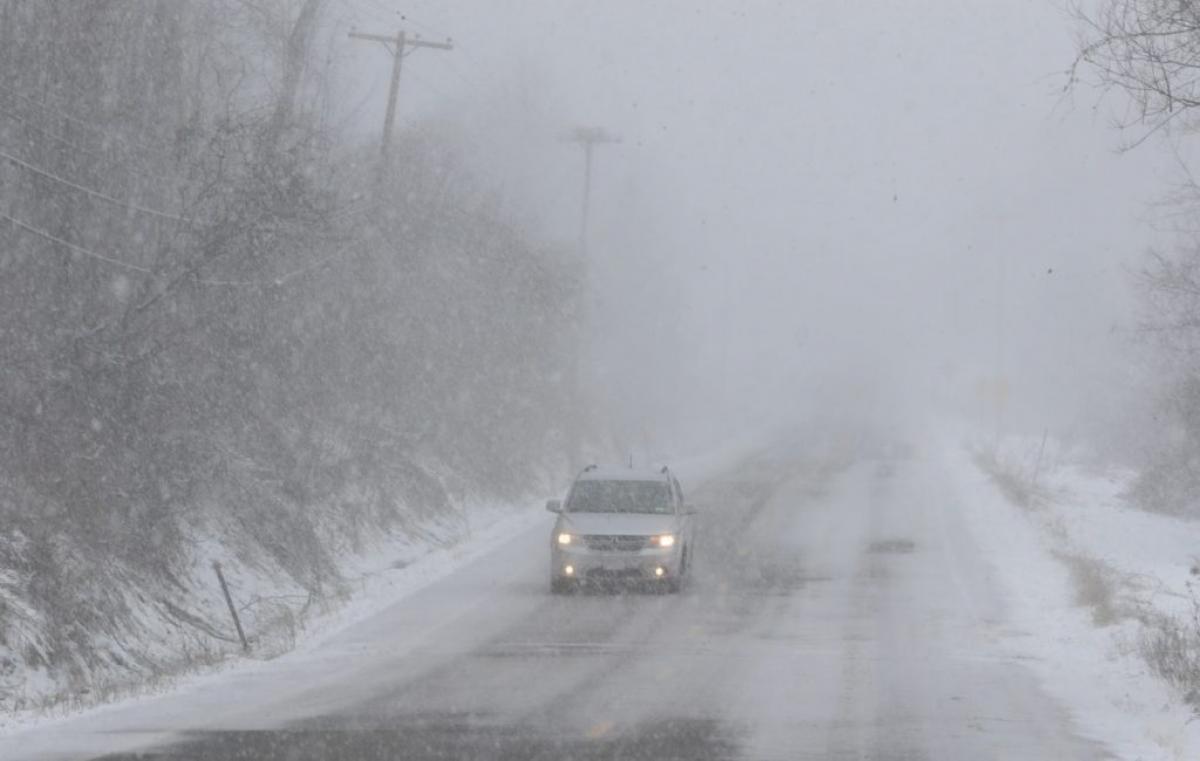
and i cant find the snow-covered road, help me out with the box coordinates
[8,444,1110,760]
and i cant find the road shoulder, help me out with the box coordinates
[946,440,1200,760]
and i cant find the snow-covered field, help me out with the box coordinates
[948,434,1200,759]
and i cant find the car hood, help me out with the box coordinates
[560,512,678,536]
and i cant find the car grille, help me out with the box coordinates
[583,534,649,552]
[585,567,644,579]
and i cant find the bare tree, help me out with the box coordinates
[1072,0,1200,147]
[265,0,326,144]
[0,0,579,564]
[1070,2,1200,511]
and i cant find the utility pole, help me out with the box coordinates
[349,28,453,160]
[561,126,619,471]
[563,126,621,258]
[994,248,1007,449]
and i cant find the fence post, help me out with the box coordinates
[213,561,249,653]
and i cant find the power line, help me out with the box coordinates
[346,12,567,143]
[0,104,92,157]
[0,104,185,190]
[0,146,188,224]
[349,27,454,159]
[0,82,104,136]
[0,82,176,163]
[2,212,151,273]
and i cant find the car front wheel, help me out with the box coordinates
[668,547,689,593]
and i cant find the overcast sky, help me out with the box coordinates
[328,0,1174,453]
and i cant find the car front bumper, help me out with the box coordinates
[551,545,679,582]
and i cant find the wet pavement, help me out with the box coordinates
[12,446,1111,760]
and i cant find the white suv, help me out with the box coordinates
[546,465,695,593]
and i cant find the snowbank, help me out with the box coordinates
[0,433,770,740]
[0,484,544,734]
[947,435,1200,759]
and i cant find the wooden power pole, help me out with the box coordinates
[349,28,454,160]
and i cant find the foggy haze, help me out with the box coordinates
[331,0,1169,451]
[12,2,1200,759]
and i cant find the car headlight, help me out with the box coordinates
[650,534,676,548]
[557,532,573,546]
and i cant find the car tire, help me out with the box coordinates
[668,547,690,594]
[550,578,572,595]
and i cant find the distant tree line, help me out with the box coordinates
[1075,0,1200,511]
[0,1,580,579]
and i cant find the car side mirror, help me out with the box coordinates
[545,499,562,513]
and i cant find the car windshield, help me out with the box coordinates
[567,480,673,514]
